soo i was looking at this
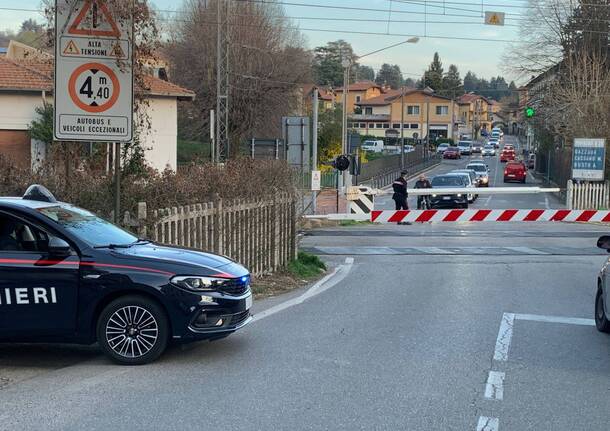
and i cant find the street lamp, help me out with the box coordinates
[340,37,419,192]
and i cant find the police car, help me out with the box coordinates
[0,185,252,365]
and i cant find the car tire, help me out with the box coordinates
[97,295,170,365]
[595,286,610,333]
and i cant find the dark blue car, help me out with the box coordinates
[0,185,252,365]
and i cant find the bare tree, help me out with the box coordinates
[166,0,312,150]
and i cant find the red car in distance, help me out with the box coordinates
[504,161,527,183]
[443,147,461,159]
[500,150,515,163]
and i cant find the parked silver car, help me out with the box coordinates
[596,236,610,333]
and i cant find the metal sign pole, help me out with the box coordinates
[114,142,121,224]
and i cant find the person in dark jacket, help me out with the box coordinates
[414,174,433,209]
[392,171,411,225]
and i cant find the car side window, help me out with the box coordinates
[0,213,50,253]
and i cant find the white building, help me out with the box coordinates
[0,41,194,171]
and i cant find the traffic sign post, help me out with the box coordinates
[54,0,134,223]
[572,138,606,181]
[54,0,133,143]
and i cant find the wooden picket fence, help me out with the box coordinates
[567,180,610,210]
[131,194,298,275]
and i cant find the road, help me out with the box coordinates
[1,135,609,430]
[375,135,563,211]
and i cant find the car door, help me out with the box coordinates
[0,211,79,338]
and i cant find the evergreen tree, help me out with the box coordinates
[423,52,444,91]
[353,65,375,82]
[313,40,357,87]
[375,63,403,89]
[441,64,463,97]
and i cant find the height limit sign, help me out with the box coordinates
[54,0,133,142]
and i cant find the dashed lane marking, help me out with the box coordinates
[493,312,515,362]
[477,416,499,431]
[484,371,505,400]
[514,313,595,326]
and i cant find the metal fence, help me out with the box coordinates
[358,146,440,188]
[132,194,297,276]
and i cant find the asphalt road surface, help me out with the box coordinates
[1,136,609,431]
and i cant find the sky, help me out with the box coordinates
[0,0,527,82]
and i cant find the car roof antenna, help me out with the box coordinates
[23,185,57,203]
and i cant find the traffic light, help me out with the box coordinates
[333,155,350,171]
[525,106,535,118]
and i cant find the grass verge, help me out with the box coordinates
[251,252,327,299]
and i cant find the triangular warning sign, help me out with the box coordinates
[63,40,80,55]
[110,42,125,58]
[489,14,499,24]
[68,0,121,38]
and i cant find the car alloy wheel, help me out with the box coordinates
[97,295,169,365]
[106,306,159,359]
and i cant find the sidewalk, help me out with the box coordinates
[316,189,347,215]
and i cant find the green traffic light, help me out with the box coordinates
[525,107,535,118]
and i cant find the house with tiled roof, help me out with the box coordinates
[457,92,494,138]
[333,81,382,114]
[297,84,335,115]
[0,41,194,171]
[352,88,459,141]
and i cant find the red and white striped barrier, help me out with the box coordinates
[371,209,610,223]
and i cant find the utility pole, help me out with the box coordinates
[216,0,230,162]
[341,57,351,192]
[312,88,319,214]
[210,109,215,162]
[401,86,405,169]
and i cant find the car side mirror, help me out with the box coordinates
[49,237,72,257]
[597,236,610,252]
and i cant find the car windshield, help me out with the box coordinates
[468,165,487,172]
[432,176,464,187]
[38,205,138,248]
[458,142,471,146]
[484,145,493,149]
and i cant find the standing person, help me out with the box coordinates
[414,174,433,209]
[392,170,411,225]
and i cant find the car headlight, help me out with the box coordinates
[432,194,437,197]
[171,275,229,292]
[457,194,462,197]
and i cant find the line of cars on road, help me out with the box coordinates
[427,160,491,209]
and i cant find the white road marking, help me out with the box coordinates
[544,195,550,209]
[411,246,454,255]
[515,313,595,326]
[493,312,515,361]
[252,257,354,322]
[484,371,505,400]
[504,246,548,255]
[477,416,499,431]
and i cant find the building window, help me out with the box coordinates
[355,95,361,103]
[436,106,449,115]
[410,124,418,129]
[382,123,390,129]
[407,105,420,115]
[392,123,401,129]
[375,123,383,129]
[365,107,373,115]
[360,123,367,129]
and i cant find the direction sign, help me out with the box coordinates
[484,11,505,26]
[572,138,606,181]
[54,0,133,142]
